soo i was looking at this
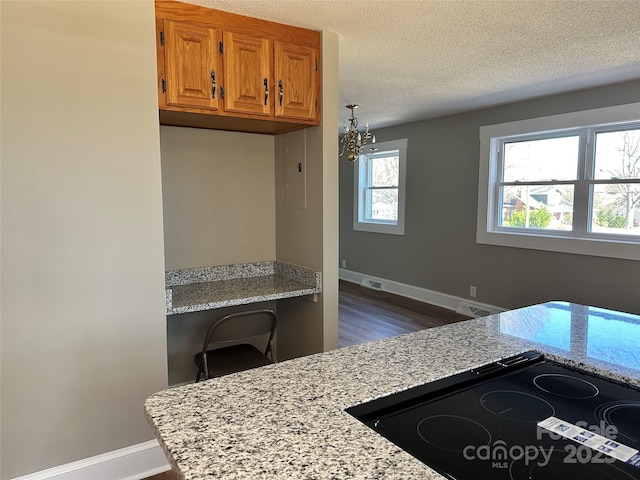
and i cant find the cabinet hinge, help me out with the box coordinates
[220,86,225,99]
[315,58,318,71]
[219,41,224,54]
[159,31,164,47]
[161,78,166,93]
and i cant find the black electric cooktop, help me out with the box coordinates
[346,352,640,479]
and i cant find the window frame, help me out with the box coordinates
[477,102,640,261]
[353,138,407,235]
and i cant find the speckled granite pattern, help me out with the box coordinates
[145,302,640,479]
[273,261,321,287]
[165,261,321,315]
[169,276,319,315]
[166,262,276,287]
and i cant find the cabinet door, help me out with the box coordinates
[274,41,318,121]
[164,20,221,111]
[223,31,271,116]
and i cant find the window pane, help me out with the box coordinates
[366,188,398,221]
[503,136,579,182]
[368,152,399,187]
[594,128,640,180]
[591,184,640,235]
[499,185,574,230]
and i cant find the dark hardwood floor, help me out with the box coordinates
[144,280,471,480]
[145,471,177,480]
[338,279,471,347]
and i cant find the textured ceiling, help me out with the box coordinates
[187,0,640,128]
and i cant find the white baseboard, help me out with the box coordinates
[11,440,171,480]
[339,268,505,317]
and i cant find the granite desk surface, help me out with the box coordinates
[145,301,640,479]
[165,261,321,315]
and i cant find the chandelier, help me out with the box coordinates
[339,104,376,162]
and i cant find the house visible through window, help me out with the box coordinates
[477,102,640,260]
[499,134,578,232]
[354,138,407,235]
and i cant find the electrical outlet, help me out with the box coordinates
[341,259,347,268]
[470,286,477,298]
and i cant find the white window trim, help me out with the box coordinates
[477,102,640,261]
[353,138,407,235]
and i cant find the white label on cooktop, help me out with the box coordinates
[538,416,640,465]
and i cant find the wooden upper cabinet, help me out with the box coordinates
[155,1,321,134]
[223,31,271,116]
[164,20,221,111]
[274,41,318,121]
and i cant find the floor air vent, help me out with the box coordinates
[456,302,494,318]
[361,278,384,290]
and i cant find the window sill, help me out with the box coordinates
[476,229,640,261]
[353,221,405,235]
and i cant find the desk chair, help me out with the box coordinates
[194,309,277,382]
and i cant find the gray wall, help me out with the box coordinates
[340,80,640,314]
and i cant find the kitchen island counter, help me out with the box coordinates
[145,302,640,479]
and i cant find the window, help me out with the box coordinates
[478,103,640,260]
[353,138,407,235]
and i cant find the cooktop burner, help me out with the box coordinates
[508,449,638,480]
[596,401,640,444]
[480,390,555,422]
[346,352,640,480]
[533,373,600,398]
[417,415,492,452]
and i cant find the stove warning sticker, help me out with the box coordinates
[538,416,640,467]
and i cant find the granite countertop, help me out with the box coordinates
[165,261,321,315]
[145,302,640,479]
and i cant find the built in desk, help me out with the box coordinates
[165,261,322,315]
